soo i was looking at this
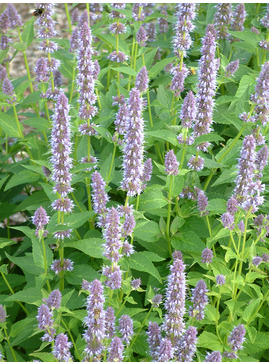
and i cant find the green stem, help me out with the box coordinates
[246,290,269,326]
[136,195,140,210]
[13,105,23,138]
[41,237,51,292]
[142,53,153,127]
[86,177,94,229]
[59,211,65,292]
[64,4,72,32]
[69,57,76,103]
[116,291,131,318]
[107,139,117,183]
[166,175,173,257]
[17,29,34,95]
[86,3,90,25]
[61,318,81,361]
[129,306,153,354]
[4,327,17,362]
[1,271,29,315]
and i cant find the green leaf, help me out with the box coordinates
[133,220,160,243]
[242,298,262,323]
[147,130,178,146]
[172,229,205,254]
[139,188,167,211]
[4,170,40,191]
[0,49,8,63]
[12,42,27,52]
[198,331,223,351]
[5,252,43,275]
[65,211,95,229]
[10,318,35,346]
[0,112,22,138]
[66,264,100,286]
[20,91,42,107]
[59,59,74,79]
[235,75,256,99]
[207,228,230,243]
[22,117,49,132]
[5,287,43,305]
[208,199,227,214]
[30,353,56,362]
[149,56,176,78]
[21,18,35,46]
[128,252,162,283]
[171,174,184,197]
[111,66,137,77]
[64,238,103,258]
[0,238,16,249]
[244,332,269,355]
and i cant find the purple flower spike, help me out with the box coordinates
[71,8,79,24]
[76,22,99,122]
[159,9,169,34]
[225,59,239,77]
[135,66,149,93]
[109,22,126,35]
[36,4,57,53]
[157,338,174,362]
[35,58,49,83]
[261,5,269,29]
[103,207,122,262]
[105,307,116,339]
[197,189,209,216]
[83,280,106,359]
[122,88,145,196]
[37,304,56,342]
[228,324,246,352]
[131,278,141,290]
[251,61,269,126]
[189,279,208,321]
[187,155,204,171]
[180,91,196,129]
[50,91,73,208]
[51,259,74,274]
[231,4,246,32]
[0,305,6,323]
[262,253,269,263]
[122,207,135,237]
[0,9,10,32]
[53,333,72,362]
[115,102,128,135]
[137,25,147,47]
[214,4,233,39]
[205,351,222,362]
[221,212,235,230]
[170,64,189,97]
[91,171,109,227]
[46,289,61,310]
[32,206,49,231]
[146,22,156,42]
[119,315,133,345]
[201,248,213,264]
[7,4,22,28]
[152,294,162,307]
[141,158,153,190]
[103,264,122,290]
[108,337,124,362]
[147,322,162,361]
[165,150,179,176]
[227,197,238,215]
[0,34,10,50]
[108,51,128,63]
[177,326,198,362]
[132,4,145,22]
[252,256,262,267]
[216,275,225,286]
[163,255,186,346]
[2,77,14,97]
[193,24,217,149]
[256,145,268,174]
[173,4,196,56]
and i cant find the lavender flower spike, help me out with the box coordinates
[189,279,208,320]
[83,279,106,359]
[7,4,22,28]
[135,66,149,93]
[225,59,239,77]
[173,4,196,57]
[193,24,217,151]
[32,206,49,234]
[36,304,56,342]
[0,305,6,322]
[163,253,186,346]
[121,88,145,196]
[180,90,196,129]
[119,315,133,345]
[137,25,147,47]
[228,324,246,352]
[216,275,225,286]
[165,150,179,176]
[76,22,98,125]
[251,61,269,126]
[147,322,162,361]
[201,248,213,264]
[105,307,116,339]
[107,337,124,362]
[177,326,198,362]
[214,4,233,40]
[91,171,109,228]
[52,333,72,362]
[197,189,209,217]
[36,4,58,53]
[103,207,122,263]
[45,289,61,310]
[231,4,246,32]
[157,338,174,362]
[50,92,74,217]
[205,351,222,362]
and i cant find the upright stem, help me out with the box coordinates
[41,236,51,292]
[4,327,17,362]
[166,175,173,257]
[59,211,65,292]
[64,3,72,32]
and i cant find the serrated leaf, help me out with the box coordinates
[66,264,100,286]
[111,66,137,76]
[30,353,56,362]
[20,91,42,106]
[139,188,167,210]
[147,130,178,146]
[21,18,35,46]
[5,287,43,305]
[64,238,103,258]
[22,117,49,132]
[5,252,43,275]
[10,318,35,346]
[208,199,227,214]
[149,56,176,78]
[242,299,261,323]
[244,332,269,355]
[4,170,40,191]
[128,252,162,283]
[208,228,230,243]
[0,111,22,138]
[12,42,27,52]
[198,331,223,351]
[65,211,95,229]
[133,220,160,243]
